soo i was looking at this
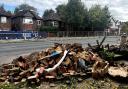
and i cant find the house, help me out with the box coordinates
[43,12,61,27]
[12,10,42,31]
[108,17,122,35]
[43,12,66,31]
[0,7,12,31]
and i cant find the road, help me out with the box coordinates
[0,36,120,65]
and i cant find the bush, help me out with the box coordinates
[0,83,17,89]
[99,49,115,61]
[40,26,58,32]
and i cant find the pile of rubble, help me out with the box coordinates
[1,36,128,85]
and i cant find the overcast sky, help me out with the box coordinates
[0,0,128,22]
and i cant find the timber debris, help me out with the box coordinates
[1,35,128,85]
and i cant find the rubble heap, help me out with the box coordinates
[1,36,128,85]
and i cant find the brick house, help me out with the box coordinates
[12,10,42,31]
[43,12,65,30]
[43,12,61,27]
[0,7,12,31]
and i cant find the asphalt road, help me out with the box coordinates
[0,36,120,65]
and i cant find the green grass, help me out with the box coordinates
[0,78,128,89]
[0,83,17,89]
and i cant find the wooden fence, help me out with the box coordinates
[47,31,119,37]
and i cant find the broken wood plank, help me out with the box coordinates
[108,66,128,77]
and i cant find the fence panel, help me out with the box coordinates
[50,31,118,37]
[0,31,119,40]
[0,31,48,40]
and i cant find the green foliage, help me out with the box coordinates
[88,5,111,31]
[0,83,17,89]
[0,4,5,11]
[40,26,58,32]
[55,0,89,31]
[105,51,115,60]
[56,4,66,21]
[59,77,77,89]
[65,0,86,26]
[100,49,115,60]
[14,4,37,14]
[55,0,111,31]
[121,22,128,33]
[0,4,11,13]
[43,9,55,18]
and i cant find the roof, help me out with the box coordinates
[13,10,42,20]
[43,13,61,21]
[0,7,12,17]
[110,17,121,24]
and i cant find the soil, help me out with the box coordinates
[4,77,127,89]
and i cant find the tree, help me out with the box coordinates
[0,4,5,12]
[88,5,110,31]
[56,4,66,21]
[14,4,37,13]
[65,0,85,26]
[7,11,12,14]
[56,0,87,31]
[41,9,58,32]
[101,6,111,29]
[122,22,128,33]
[43,9,55,18]
[55,1,111,31]
[0,4,12,15]
[83,8,90,29]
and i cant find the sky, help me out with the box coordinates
[0,0,128,22]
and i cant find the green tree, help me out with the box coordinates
[56,1,111,31]
[56,4,66,21]
[41,9,58,32]
[122,22,128,33]
[56,0,87,31]
[66,0,85,26]
[88,5,110,31]
[101,6,111,29]
[0,4,12,14]
[0,4,5,12]
[14,4,37,14]
[83,8,90,29]
[43,9,55,18]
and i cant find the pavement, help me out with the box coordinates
[0,36,120,65]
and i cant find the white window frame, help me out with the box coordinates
[52,21,58,27]
[23,18,33,24]
[1,17,7,23]
[37,20,41,25]
[52,21,55,26]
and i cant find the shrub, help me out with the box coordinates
[40,26,58,32]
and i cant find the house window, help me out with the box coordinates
[1,17,7,23]
[37,20,41,25]
[52,21,58,27]
[23,18,33,24]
